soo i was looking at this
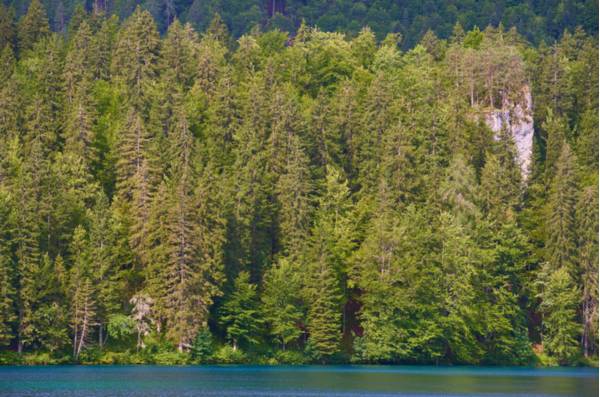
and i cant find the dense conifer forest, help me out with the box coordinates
[3,0,599,45]
[0,0,597,366]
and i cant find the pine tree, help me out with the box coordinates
[305,167,355,362]
[0,191,15,347]
[219,271,262,350]
[350,27,377,69]
[480,152,520,224]
[63,91,96,164]
[476,221,533,364]
[13,152,42,353]
[435,212,482,364]
[0,44,15,83]
[115,108,153,200]
[88,192,122,347]
[206,13,229,44]
[147,104,225,351]
[538,265,581,364]
[576,183,599,357]
[352,203,434,363]
[542,109,569,181]
[275,133,312,259]
[305,253,341,361]
[261,257,304,350]
[17,0,49,53]
[160,20,198,89]
[69,226,96,359]
[63,20,95,104]
[32,254,69,353]
[0,4,16,50]
[546,144,577,273]
[111,6,160,107]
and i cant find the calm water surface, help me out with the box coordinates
[0,365,597,397]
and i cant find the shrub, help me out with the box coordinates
[274,350,307,365]
[107,314,135,342]
[78,347,102,364]
[212,345,247,364]
[0,351,22,365]
[22,352,56,365]
[152,351,189,365]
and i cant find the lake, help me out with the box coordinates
[0,365,597,396]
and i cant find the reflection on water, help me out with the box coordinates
[0,365,597,397]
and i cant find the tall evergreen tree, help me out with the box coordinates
[546,144,577,273]
[261,257,304,350]
[17,0,49,53]
[219,271,262,350]
[577,183,599,357]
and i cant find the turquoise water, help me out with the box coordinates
[0,365,597,396]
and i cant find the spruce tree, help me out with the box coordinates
[0,191,15,347]
[546,144,577,273]
[111,6,160,106]
[148,103,225,351]
[69,226,96,359]
[0,5,16,50]
[538,265,581,364]
[261,258,304,350]
[576,183,599,357]
[17,0,49,53]
[219,271,262,350]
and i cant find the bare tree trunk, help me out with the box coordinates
[76,302,89,358]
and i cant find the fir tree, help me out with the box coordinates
[261,257,304,350]
[546,144,577,273]
[0,191,15,347]
[111,6,160,107]
[538,265,581,364]
[17,0,49,53]
[576,183,599,357]
[219,271,262,350]
[69,226,96,359]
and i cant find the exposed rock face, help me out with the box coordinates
[484,85,534,180]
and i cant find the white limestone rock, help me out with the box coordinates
[484,86,534,180]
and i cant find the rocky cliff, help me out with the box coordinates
[484,85,534,180]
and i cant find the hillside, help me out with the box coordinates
[0,0,597,365]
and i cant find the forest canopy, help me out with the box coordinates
[2,0,598,45]
[0,0,597,366]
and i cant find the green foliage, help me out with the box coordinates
[152,351,190,365]
[0,10,596,367]
[212,345,248,364]
[107,314,135,341]
[17,0,49,53]
[538,266,581,365]
[273,350,308,364]
[191,328,214,363]
[261,258,304,350]
[219,271,263,350]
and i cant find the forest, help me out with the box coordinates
[2,0,598,45]
[0,0,597,366]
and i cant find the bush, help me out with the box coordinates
[97,351,146,364]
[0,351,22,365]
[78,347,102,364]
[22,352,58,365]
[107,314,135,342]
[274,350,308,365]
[212,345,247,364]
[152,351,190,365]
